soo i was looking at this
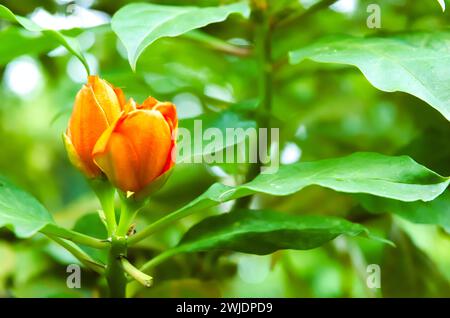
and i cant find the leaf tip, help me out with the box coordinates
[288,51,303,65]
[128,53,138,72]
[288,51,296,64]
[368,233,396,247]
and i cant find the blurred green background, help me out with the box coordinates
[0,0,449,297]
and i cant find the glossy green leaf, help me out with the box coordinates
[111,1,250,70]
[130,152,449,245]
[0,176,54,238]
[399,128,450,177]
[0,4,90,74]
[289,32,450,120]
[171,152,449,221]
[174,209,375,255]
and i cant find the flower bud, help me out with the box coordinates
[92,97,177,197]
[65,76,125,178]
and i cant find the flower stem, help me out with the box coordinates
[116,196,142,237]
[90,179,117,236]
[106,236,128,298]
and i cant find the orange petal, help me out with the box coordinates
[153,102,178,132]
[123,98,137,113]
[91,112,125,156]
[161,137,177,174]
[117,110,172,190]
[114,87,127,108]
[139,96,158,109]
[93,109,172,193]
[68,85,109,177]
[87,75,122,124]
[63,133,96,178]
[93,131,141,192]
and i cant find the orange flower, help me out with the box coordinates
[92,97,177,196]
[65,75,126,178]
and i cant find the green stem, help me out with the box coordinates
[234,1,272,209]
[127,204,192,245]
[45,234,105,274]
[121,257,153,287]
[106,236,128,298]
[139,249,179,273]
[41,223,109,249]
[90,178,116,236]
[116,197,141,237]
[276,0,339,29]
[184,30,251,57]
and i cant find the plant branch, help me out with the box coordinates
[234,0,272,209]
[45,234,105,274]
[40,223,109,249]
[276,0,339,29]
[183,30,251,57]
[127,202,199,245]
[139,249,179,274]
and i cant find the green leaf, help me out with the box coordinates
[0,27,57,65]
[0,176,54,238]
[130,152,448,245]
[289,32,450,120]
[172,152,449,220]
[359,191,450,231]
[111,1,251,70]
[177,111,257,163]
[174,209,374,255]
[0,4,90,74]
[399,127,450,176]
